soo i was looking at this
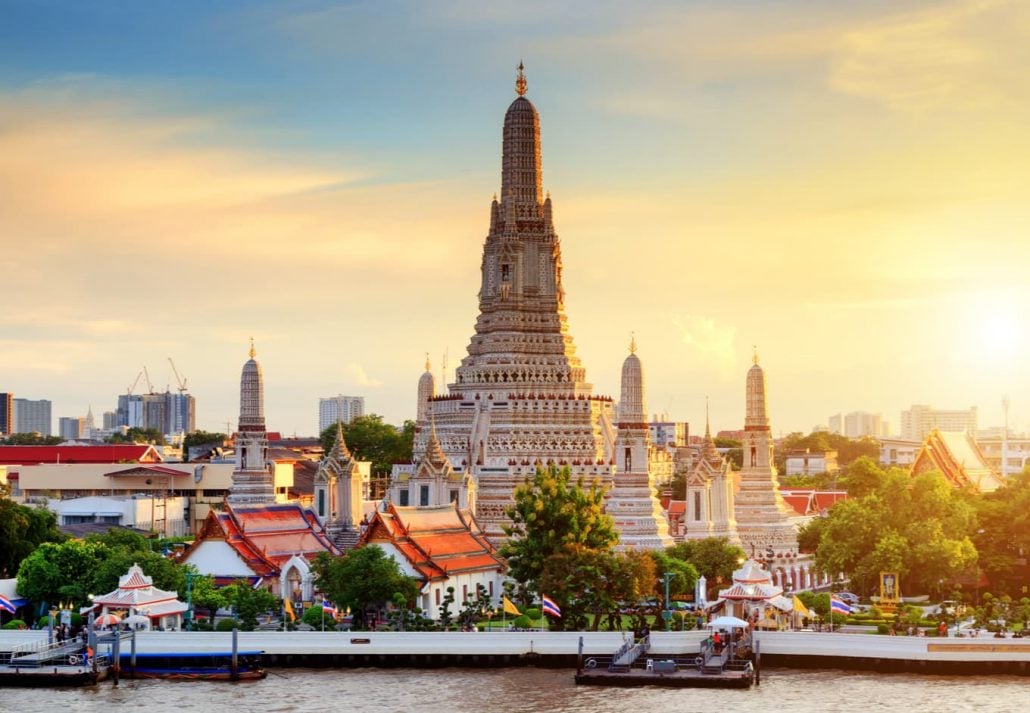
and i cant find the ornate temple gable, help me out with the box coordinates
[910,428,1002,492]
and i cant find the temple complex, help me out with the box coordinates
[89,563,188,631]
[417,64,616,541]
[733,351,802,559]
[228,341,276,505]
[606,339,674,550]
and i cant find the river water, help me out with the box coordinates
[3,667,1026,713]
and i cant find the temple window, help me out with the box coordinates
[501,264,511,282]
[694,491,701,521]
[450,489,459,503]
[625,447,632,472]
[420,485,430,507]
[399,489,410,506]
[750,446,757,467]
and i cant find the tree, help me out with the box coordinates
[182,431,227,461]
[648,550,698,604]
[221,581,279,631]
[319,415,415,476]
[0,499,66,578]
[973,466,1030,597]
[1,433,63,446]
[667,537,746,588]
[500,465,616,596]
[312,546,419,630]
[107,427,165,445]
[16,540,108,606]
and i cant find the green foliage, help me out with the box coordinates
[649,550,698,601]
[1,433,64,445]
[512,614,531,628]
[216,618,240,632]
[3,619,28,629]
[779,432,880,467]
[973,467,1030,597]
[184,569,226,615]
[500,465,616,594]
[16,539,108,606]
[810,462,978,597]
[312,546,419,630]
[302,604,330,628]
[0,499,66,578]
[666,537,746,592]
[182,431,227,461]
[523,607,542,620]
[220,581,278,631]
[106,427,165,445]
[319,415,415,477]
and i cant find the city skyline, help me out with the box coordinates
[2,1,1028,436]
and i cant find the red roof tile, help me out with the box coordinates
[0,444,162,465]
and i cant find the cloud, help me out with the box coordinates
[671,314,738,380]
[829,0,1030,111]
[346,363,382,388]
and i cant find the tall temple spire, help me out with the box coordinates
[618,339,646,425]
[239,342,265,432]
[500,64,543,212]
[331,418,351,461]
[745,352,769,430]
[249,336,256,360]
[228,345,274,504]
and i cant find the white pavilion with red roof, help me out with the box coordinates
[709,559,794,629]
[90,563,188,631]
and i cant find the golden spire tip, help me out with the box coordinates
[629,331,637,355]
[249,337,256,359]
[752,345,759,365]
[425,352,432,372]
[515,60,527,97]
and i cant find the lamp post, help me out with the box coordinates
[48,607,57,645]
[184,569,196,631]
[662,572,675,632]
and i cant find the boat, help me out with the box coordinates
[118,651,267,681]
[0,639,111,687]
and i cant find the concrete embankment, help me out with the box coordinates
[3,630,1027,674]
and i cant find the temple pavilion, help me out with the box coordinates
[708,559,794,630]
[90,563,188,631]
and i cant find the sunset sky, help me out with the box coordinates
[2,0,1028,437]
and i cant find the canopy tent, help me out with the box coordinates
[709,615,750,629]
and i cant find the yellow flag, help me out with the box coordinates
[284,598,296,622]
[502,595,521,617]
[792,595,811,617]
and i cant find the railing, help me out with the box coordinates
[608,634,650,672]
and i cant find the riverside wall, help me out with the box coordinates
[2,630,1028,674]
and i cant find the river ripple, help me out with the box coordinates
[2,667,1026,713]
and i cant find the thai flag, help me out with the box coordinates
[541,594,562,618]
[0,595,16,614]
[830,596,853,615]
[321,601,337,616]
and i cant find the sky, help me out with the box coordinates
[2,0,1029,438]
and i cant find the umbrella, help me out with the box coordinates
[124,614,150,627]
[95,613,122,628]
[708,615,750,629]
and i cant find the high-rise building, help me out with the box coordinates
[844,411,883,439]
[13,398,52,436]
[116,391,195,436]
[0,393,13,435]
[318,395,365,433]
[58,416,85,440]
[901,404,978,441]
[418,65,617,541]
[828,413,842,435]
[103,411,118,430]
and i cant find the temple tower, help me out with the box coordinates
[421,64,616,541]
[228,340,275,504]
[314,420,365,550]
[733,350,799,556]
[608,338,673,550]
[684,401,739,543]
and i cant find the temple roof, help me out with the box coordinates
[182,503,339,578]
[0,444,162,465]
[360,503,503,583]
[93,563,186,611]
[911,429,1003,492]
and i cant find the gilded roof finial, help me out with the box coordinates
[629,331,637,355]
[752,345,759,365]
[425,352,432,372]
[249,337,256,360]
[516,60,527,97]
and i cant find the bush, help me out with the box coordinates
[215,618,240,632]
[2,619,27,630]
[512,615,531,629]
[876,623,890,635]
[524,607,542,621]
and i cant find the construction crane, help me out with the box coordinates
[127,371,143,396]
[168,357,189,393]
[142,365,155,394]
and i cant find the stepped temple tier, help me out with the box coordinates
[228,341,276,505]
[409,65,619,541]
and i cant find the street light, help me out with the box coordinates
[662,572,675,632]
[184,569,197,631]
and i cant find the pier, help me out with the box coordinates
[2,630,1029,675]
